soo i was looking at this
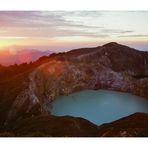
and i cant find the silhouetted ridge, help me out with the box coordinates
[103,42,119,47]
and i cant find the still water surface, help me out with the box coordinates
[51,90,148,125]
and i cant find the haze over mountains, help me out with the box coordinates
[0,43,147,66]
[0,49,52,66]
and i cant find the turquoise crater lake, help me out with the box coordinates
[51,90,148,125]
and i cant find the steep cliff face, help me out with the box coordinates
[0,42,148,137]
[5,42,148,122]
[10,43,148,115]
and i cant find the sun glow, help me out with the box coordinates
[0,37,25,50]
[0,37,57,51]
[0,40,13,49]
[0,11,148,52]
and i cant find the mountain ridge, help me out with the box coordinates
[0,42,148,137]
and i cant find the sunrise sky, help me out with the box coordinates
[0,11,148,52]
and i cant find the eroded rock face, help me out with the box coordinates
[6,42,148,122]
[31,43,148,113]
[2,42,148,137]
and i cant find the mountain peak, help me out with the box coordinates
[103,42,118,47]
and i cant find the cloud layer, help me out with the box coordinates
[0,11,148,51]
[0,11,142,38]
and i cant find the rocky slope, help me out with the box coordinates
[6,115,99,137]
[97,112,148,137]
[0,42,148,137]
[1,113,148,137]
[8,42,148,120]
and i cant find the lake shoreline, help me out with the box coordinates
[51,89,148,125]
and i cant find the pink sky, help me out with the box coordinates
[0,11,148,52]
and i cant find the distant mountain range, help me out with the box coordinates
[0,42,148,137]
[0,49,52,66]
